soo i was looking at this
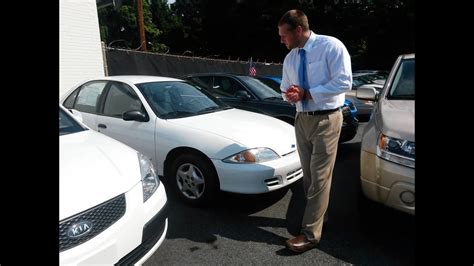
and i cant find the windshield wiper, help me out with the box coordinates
[264,96,283,100]
[161,110,195,118]
[197,106,221,114]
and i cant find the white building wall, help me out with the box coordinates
[60,0,105,97]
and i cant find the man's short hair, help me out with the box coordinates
[278,9,309,31]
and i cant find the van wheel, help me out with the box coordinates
[170,153,219,206]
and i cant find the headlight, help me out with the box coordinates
[377,133,415,168]
[223,148,280,163]
[138,153,160,202]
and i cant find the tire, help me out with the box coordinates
[170,153,219,206]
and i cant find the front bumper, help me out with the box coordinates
[360,150,415,215]
[212,150,303,194]
[60,183,168,265]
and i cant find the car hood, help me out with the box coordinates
[168,108,297,156]
[60,130,141,220]
[377,99,414,141]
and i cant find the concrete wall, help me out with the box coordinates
[60,0,105,97]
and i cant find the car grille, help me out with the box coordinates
[264,168,303,187]
[59,194,126,252]
[286,168,302,182]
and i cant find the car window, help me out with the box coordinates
[136,81,230,118]
[256,77,281,93]
[389,59,415,99]
[192,76,213,88]
[74,81,108,113]
[103,82,143,117]
[352,73,388,89]
[59,108,87,136]
[63,89,79,109]
[212,77,244,98]
[239,76,282,100]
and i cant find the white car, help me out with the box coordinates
[59,105,168,264]
[61,76,302,206]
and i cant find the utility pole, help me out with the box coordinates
[136,0,147,51]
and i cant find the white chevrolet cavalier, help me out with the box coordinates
[61,76,302,205]
[60,105,168,265]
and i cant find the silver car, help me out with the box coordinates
[357,53,415,215]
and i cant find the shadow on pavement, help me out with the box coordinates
[157,140,414,265]
[162,184,291,249]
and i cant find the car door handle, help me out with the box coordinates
[98,124,107,129]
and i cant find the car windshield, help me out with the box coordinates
[136,81,231,119]
[255,77,281,93]
[388,59,415,100]
[238,76,283,100]
[352,73,388,88]
[59,108,87,136]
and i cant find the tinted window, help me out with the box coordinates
[103,82,143,117]
[192,76,213,88]
[212,77,245,98]
[239,76,282,100]
[59,108,87,136]
[255,77,281,93]
[75,81,107,113]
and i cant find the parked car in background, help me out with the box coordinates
[346,72,388,122]
[357,53,415,215]
[183,73,359,143]
[254,75,358,119]
[60,105,168,265]
[61,76,302,206]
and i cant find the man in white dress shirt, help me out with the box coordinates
[278,9,352,253]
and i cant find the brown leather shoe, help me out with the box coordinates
[285,234,317,253]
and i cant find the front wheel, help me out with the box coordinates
[170,153,219,206]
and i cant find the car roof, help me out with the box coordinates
[401,53,415,59]
[101,75,183,84]
[182,73,249,78]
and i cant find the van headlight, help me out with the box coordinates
[138,153,160,202]
[377,133,415,168]
[223,148,280,163]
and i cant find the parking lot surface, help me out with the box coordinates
[145,123,415,265]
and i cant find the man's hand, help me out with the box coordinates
[285,85,305,103]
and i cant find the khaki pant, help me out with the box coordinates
[294,110,342,243]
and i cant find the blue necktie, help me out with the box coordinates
[298,49,308,111]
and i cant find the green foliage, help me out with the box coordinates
[98,0,414,69]
[98,0,173,52]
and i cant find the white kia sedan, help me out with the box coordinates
[59,105,168,264]
[61,76,302,206]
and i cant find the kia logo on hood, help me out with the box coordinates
[67,221,93,238]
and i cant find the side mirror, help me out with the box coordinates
[235,90,252,101]
[357,85,379,101]
[123,110,149,122]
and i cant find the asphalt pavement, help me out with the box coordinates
[145,123,415,265]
